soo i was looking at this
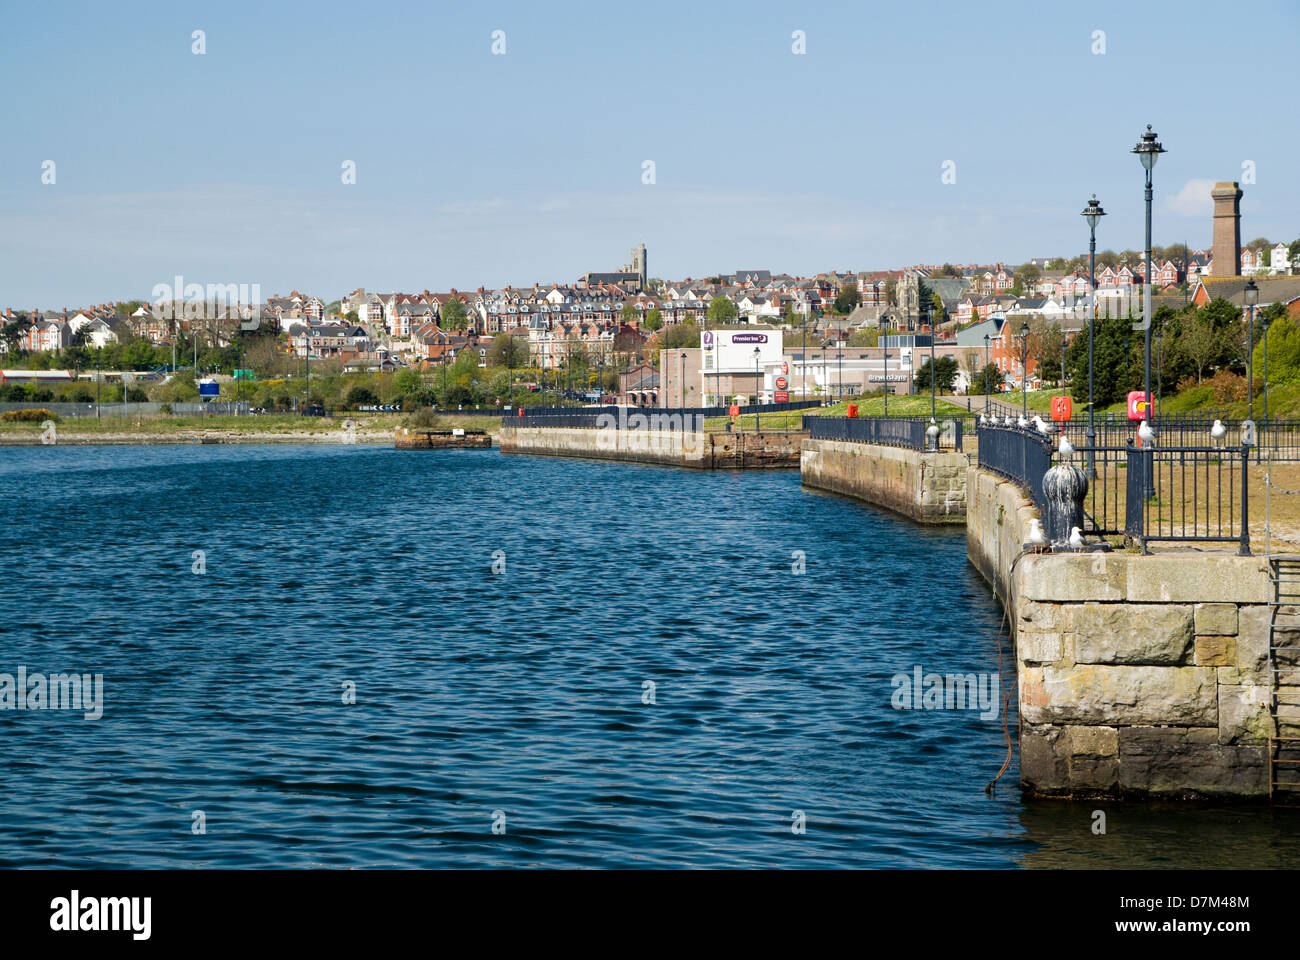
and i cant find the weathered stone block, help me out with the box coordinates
[1018,630,1062,665]
[1021,554,1125,602]
[1019,600,1063,633]
[1072,603,1192,665]
[1026,664,1218,726]
[1194,602,1238,636]
[1235,605,1272,685]
[1066,724,1118,757]
[1219,683,1272,743]
[1195,635,1236,667]
[1019,722,1068,789]
[1118,725,1268,796]
[1125,556,1269,603]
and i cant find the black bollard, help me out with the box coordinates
[1042,460,1089,550]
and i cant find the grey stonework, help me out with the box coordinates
[968,466,1275,799]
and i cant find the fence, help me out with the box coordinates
[977,423,1253,553]
[975,425,1052,516]
[0,401,252,418]
[509,400,824,430]
[804,416,964,451]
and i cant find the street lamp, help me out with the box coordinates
[837,337,843,401]
[1018,320,1030,425]
[1132,125,1165,439]
[680,351,687,408]
[753,346,761,406]
[821,343,827,405]
[95,347,101,419]
[983,333,991,415]
[1244,278,1259,423]
[1262,311,1272,430]
[929,324,937,422]
[1081,193,1106,477]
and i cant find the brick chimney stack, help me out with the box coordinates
[1210,182,1243,276]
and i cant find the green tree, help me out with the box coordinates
[832,282,861,315]
[440,296,468,328]
[913,355,959,392]
[1016,263,1043,290]
[393,366,423,395]
[620,302,640,325]
[706,296,738,328]
[346,385,381,407]
[644,308,663,332]
[661,322,700,350]
[970,362,1002,395]
[1069,311,1132,408]
[488,334,530,368]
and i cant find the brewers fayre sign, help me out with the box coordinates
[868,374,909,383]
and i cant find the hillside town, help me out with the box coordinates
[4,200,1300,410]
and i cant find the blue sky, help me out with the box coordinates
[2,0,1297,305]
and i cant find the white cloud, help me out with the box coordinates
[1164,178,1216,218]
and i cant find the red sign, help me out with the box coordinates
[1126,391,1152,421]
[775,376,788,390]
[1050,396,1072,422]
[517,408,525,417]
[728,404,740,418]
[774,391,789,403]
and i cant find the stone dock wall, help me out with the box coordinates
[498,426,803,469]
[799,439,966,524]
[966,465,1275,798]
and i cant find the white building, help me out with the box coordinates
[700,327,784,405]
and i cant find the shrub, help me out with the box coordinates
[1207,370,1248,403]
[345,385,380,408]
[407,407,438,429]
[2,408,59,422]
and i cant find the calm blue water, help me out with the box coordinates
[1,444,1297,868]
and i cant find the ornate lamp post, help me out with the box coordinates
[1081,194,1106,477]
[1018,320,1031,425]
[821,343,828,405]
[680,351,687,408]
[1131,126,1165,440]
[753,346,761,406]
[1262,311,1272,431]
[1244,278,1259,424]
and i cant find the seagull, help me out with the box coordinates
[1017,415,1028,429]
[1137,419,1155,446]
[1033,415,1051,435]
[1003,415,1013,427]
[1027,518,1047,548]
[1059,434,1074,459]
[1210,419,1226,448]
[1068,526,1086,551]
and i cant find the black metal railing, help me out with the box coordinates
[976,425,1052,515]
[804,416,964,451]
[979,423,1253,553]
[510,400,824,430]
[1124,444,1251,553]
